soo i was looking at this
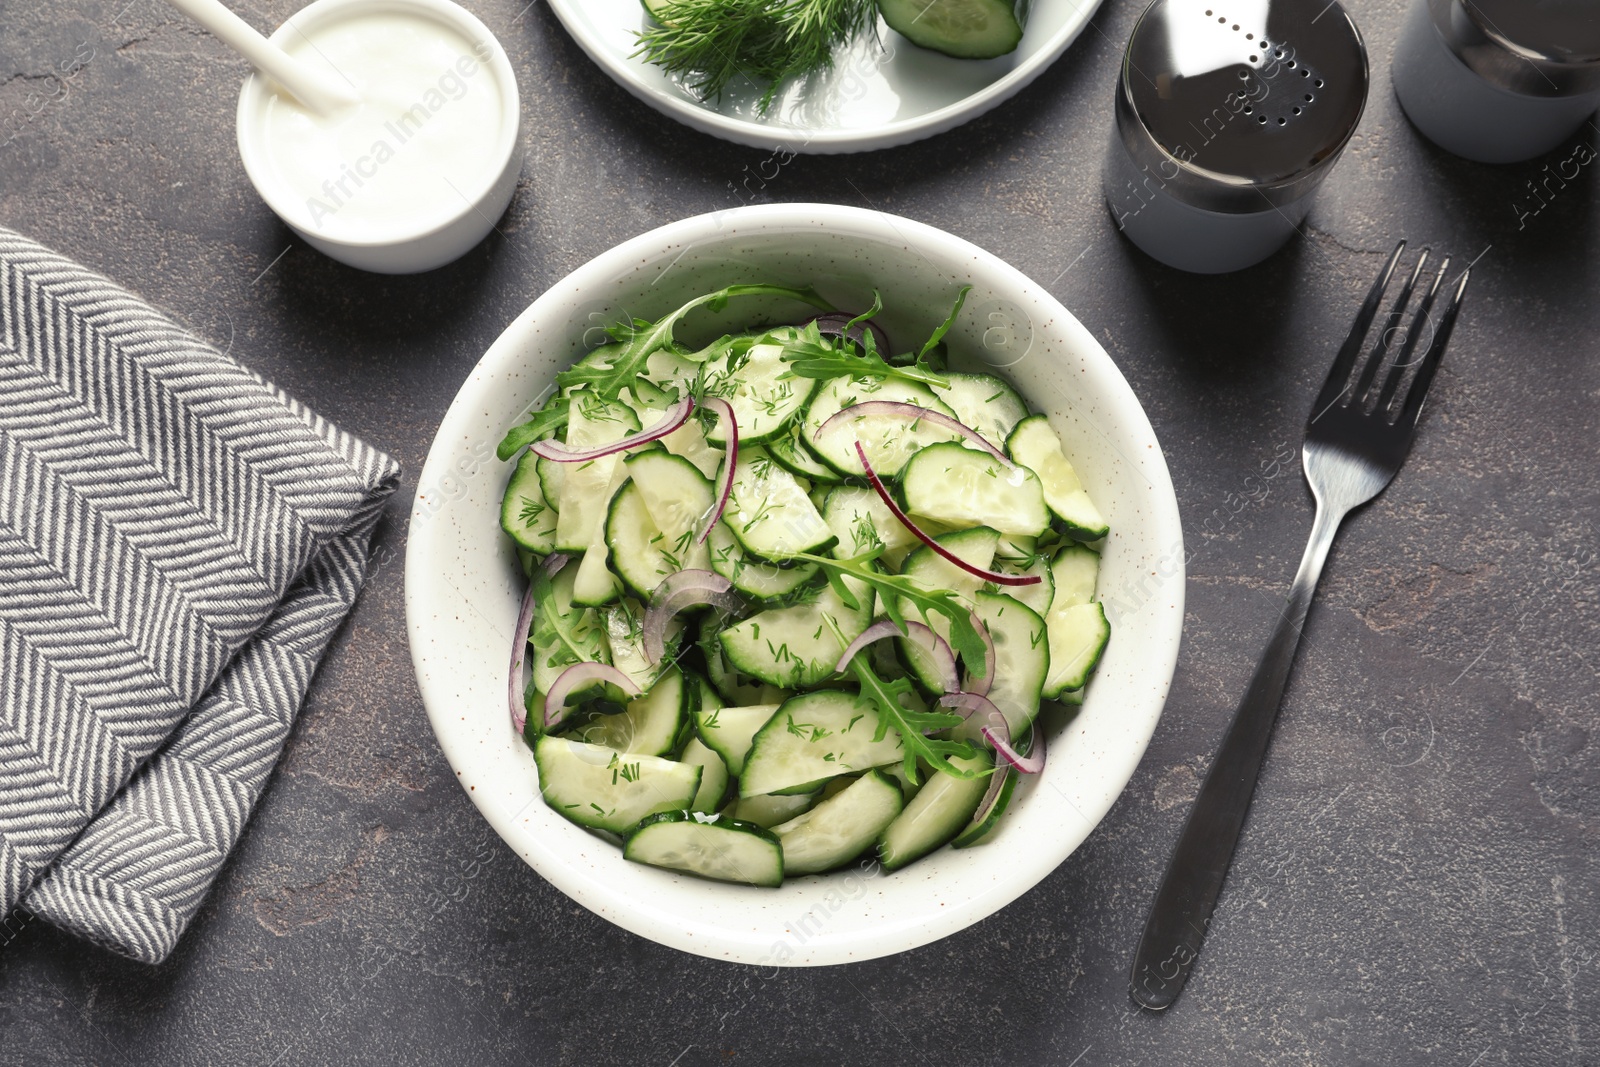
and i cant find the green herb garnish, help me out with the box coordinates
[793,547,988,683]
[497,283,830,460]
[632,0,876,114]
[835,637,980,784]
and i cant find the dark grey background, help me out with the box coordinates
[2,0,1596,1063]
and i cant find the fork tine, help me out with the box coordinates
[1399,268,1472,427]
[1375,255,1451,416]
[1310,241,1407,422]
[1352,250,1429,407]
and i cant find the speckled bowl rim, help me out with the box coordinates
[543,0,1105,154]
[405,203,1184,966]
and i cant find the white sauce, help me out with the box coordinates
[259,11,505,241]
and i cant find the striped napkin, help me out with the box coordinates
[0,228,399,962]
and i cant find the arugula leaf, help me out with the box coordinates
[843,290,884,338]
[919,285,972,362]
[496,394,571,461]
[778,336,949,390]
[792,548,988,681]
[842,647,980,784]
[558,283,830,400]
[496,284,829,460]
[531,561,594,666]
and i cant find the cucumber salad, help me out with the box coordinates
[497,284,1111,888]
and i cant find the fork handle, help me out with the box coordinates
[1129,499,1348,1011]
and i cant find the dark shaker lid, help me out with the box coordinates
[1434,0,1600,96]
[1116,0,1369,213]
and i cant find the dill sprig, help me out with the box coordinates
[633,0,876,114]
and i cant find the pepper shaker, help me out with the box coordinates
[1104,0,1369,274]
[1392,0,1600,164]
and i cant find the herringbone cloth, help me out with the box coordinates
[0,228,399,962]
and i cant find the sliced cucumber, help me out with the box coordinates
[723,447,836,561]
[572,518,622,607]
[823,485,925,567]
[1040,543,1107,698]
[694,703,779,776]
[930,372,1029,452]
[740,691,905,797]
[773,769,904,875]
[800,376,964,479]
[996,555,1053,616]
[727,790,818,829]
[605,480,711,599]
[954,590,1048,742]
[661,417,723,480]
[1048,543,1100,611]
[1043,602,1110,699]
[563,666,687,757]
[707,523,821,602]
[531,560,609,699]
[901,441,1050,538]
[719,576,872,689]
[994,532,1037,563]
[880,760,925,803]
[553,395,639,552]
[601,599,678,693]
[701,632,790,705]
[951,766,1018,848]
[680,737,731,814]
[534,735,700,835]
[500,450,557,554]
[624,811,784,887]
[1006,415,1109,541]
[877,750,992,872]
[537,455,566,512]
[897,527,999,691]
[767,419,845,485]
[700,328,816,445]
[625,450,714,542]
[879,0,1026,60]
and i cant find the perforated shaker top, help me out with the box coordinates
[1119,0,1368,209]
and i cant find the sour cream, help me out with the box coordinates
[236,0,521,272]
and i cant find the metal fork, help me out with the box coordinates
[1128,242,1472,1012]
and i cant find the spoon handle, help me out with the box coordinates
[164,0,354,114]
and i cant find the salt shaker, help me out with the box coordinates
[1104,0,1369,274]
[1391,0,1600,164]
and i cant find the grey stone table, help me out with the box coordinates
[2,0,1597,1063]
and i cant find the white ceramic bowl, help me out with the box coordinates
[405,203,1184,965]
[544,0,1104,153]
[236,0,523,274]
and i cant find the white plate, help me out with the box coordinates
[405,203,1184,965]
[544,0,1106,153]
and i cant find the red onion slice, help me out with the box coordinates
[509,552,569,734]
[530,396,694,463]
[695,397,737,544]
[963,612,996,696]
[855,442,1041,590]
[938,690,1001,721]
[509,582,537,734]
[981,716,1045,775]
[834,618,902,672]
[820,401,1012,466]
[965,756,1013,836]
[834,618,958,692]
[544,662,642,730]
[809,313,890,354]
[644,569,744,663]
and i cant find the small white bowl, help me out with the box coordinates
[406,204,1185,965]
[236,0,522,274]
